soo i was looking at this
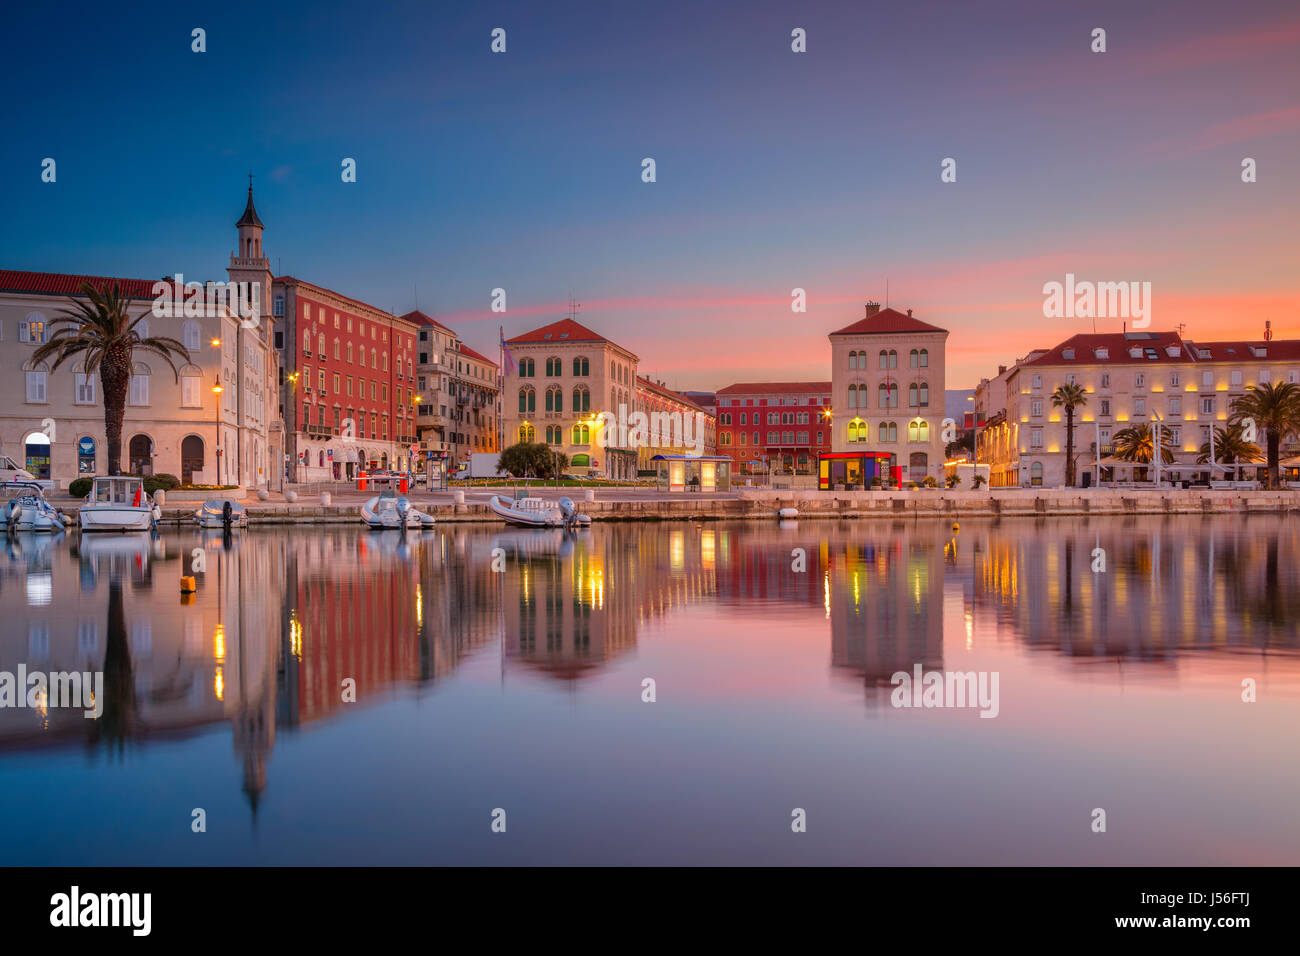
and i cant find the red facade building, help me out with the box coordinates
[715,381,833,475]
[274,277,421,480]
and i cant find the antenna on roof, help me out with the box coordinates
[885,277,889,308]
[1177,322,1186,337]
[1266,319,1273,342]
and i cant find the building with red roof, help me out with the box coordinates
[715,381,833,475]
[977,328,1300,488]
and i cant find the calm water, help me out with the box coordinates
[1,516,1298,865]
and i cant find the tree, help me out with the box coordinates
[1196,423,1263,481]
[497,441,568,479]
[1051,382,1088,487]
[1228,382,1300,488]
[1112,422,1174,465]
[32,282,190,475]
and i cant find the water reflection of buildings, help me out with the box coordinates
[958,516,1300,660]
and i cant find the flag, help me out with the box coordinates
[500,326,516,376]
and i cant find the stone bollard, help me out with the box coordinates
[285,491,298,504]
[585,489,595,502]
[257,488,270,501]
[153,489,165,507]
[454,490,465,505]
[320,491,332,507]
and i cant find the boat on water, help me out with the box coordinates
[489,491,590,528]
[2,481,67,532]
[194,498,248,529]
[77,476,158,532]
[360,491,435,529]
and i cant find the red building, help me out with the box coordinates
[715,381,833,475]
[273,276,421,481]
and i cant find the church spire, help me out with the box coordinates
[237,174,264,229]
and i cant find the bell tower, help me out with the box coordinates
[227,174,272,326]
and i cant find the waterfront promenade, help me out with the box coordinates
[47,485,1300,525]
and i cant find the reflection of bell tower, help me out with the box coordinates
[227,176,273,327]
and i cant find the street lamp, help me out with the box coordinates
[212,377,224,485]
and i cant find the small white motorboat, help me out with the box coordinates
[194,498,248,529]
[2,481,66,532]
[778,507,798,520]
[361,491,435,529]
[490,493,563,527]
[77,476,156,532]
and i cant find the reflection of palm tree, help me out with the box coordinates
[1112,423,1174,465]
[89,578,136,753]
[1197,424,1262,481]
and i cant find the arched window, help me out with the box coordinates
[573,356,589,376]
[518,386,535,413]
[382,352,388,372]
[848,384,858,408]
[878,382,896,409]
[334,339,341,360]
[370,348,377,368]
[319,333,326,356]
[879,350,889,370]
[129,363,151,406]
[519,423,535,443]
[572,385,590,411]
[520,358,535,377]
[909,452,928,480]
[572,423,590,444]
[182,320,200,352]
[882,421,898,443]
[545,357,561,376]
[848,420,867,443]
[918,383,929,407]
[545,385,563,412]
[303,330,312,354]
[346,343,353,363]
[129,434,153,474]
[848,351,857,370]
[910,349,919,368]
[909,383,918,407]
[919,349,929,367]
[1030,461,1043,487]
[909,420,930,443]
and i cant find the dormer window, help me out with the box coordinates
[1129,347,1143,358]
[1198,349,1211,359]
[1062,348,1075,360]
[1094,347,1109,360]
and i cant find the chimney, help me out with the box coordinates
[998,365,1007,375]
[907,308,913,317]
[864,301,880,317]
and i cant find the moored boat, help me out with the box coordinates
[360,492,435,529]
[2,481,67,532]
[490,493,590,527]
[194,498,248,529]
[77,476,156,532]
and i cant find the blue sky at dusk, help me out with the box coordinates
[3,0,1298,388]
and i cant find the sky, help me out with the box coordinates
[2,0,1297,389]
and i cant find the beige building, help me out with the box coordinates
[503,317,640,479]
[828,303,949,484]
[404,311,501,471]
[977,330,1300,487]
[0,192,280,489]
[634,375,716,469]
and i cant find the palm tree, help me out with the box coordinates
[1228,382,1300,488]
[1196,423,1263,481]
[32,282,191,475]
[1051,382,1088,487]
[1112,422,1174,466]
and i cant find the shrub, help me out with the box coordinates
[972,474,988,488]
[923,476,938,488]
[141,473,180,495]
[946,475,961,489]
[907,481,919,490]
[69,477,92,499]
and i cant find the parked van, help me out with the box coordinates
[1,456,53,490]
